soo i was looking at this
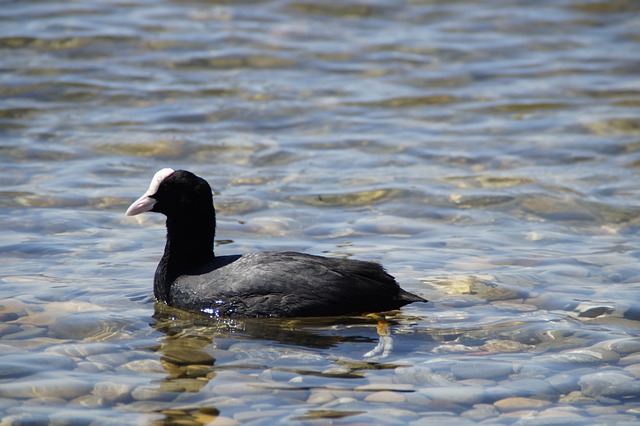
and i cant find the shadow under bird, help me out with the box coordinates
[126,168,427,317]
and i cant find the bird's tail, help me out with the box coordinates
[398,289,428,304]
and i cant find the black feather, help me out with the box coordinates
[131,169,427,317]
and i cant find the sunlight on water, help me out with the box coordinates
[1,0,640,424]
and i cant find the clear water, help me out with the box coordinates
[1,0,640,424]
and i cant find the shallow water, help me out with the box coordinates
[1,0,640,424]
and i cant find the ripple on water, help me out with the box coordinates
[1,0,640,424]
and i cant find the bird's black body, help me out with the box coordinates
[168,252,425,317]
[127,169,427,318]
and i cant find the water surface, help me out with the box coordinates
[1,0,640,424]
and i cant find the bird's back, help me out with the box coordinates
[169,251,425,317]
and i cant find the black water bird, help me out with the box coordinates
[126,168,427,317]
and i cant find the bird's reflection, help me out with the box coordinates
[149,303,403,393]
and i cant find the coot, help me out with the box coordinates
[126,168,427,317]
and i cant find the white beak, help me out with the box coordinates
[125,168,175,216]
[125,194,157,216]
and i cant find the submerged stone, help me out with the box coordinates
[423,275,527,301]
[451,361,513,380]
[579,371,634,397]
[546,372,582,394]
[0,377,93,400]
[364,390,407,403]
[419,386,486,405]
[92,381,134,403]
[494,397,552,411]
[395,366,455,386]
[593,338,640,355]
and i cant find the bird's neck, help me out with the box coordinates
[154,210,216,303]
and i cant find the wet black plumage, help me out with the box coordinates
[126,169,427,317]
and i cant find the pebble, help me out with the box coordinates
[557,391,595,404]
[0,298,29,321]
[159,378,206,393]
[400,391,430,407]
[491,301,539,312]
[185,364,213,377]
[92,381,134,403]
[320,364,359,377]
[47,313,113,340]
[627,407,640,415]
[527,293,578,311]
[451,361,513,380]
[494,397,552,411]
[592,337,640,354]
[481,339,531,353]
[579,371,634,397]
[422,402,466,417]
[619,352,640,366]
[71,393,109,407]
[86,352,135,367]
[0,353,76,379]
[575,303,615,318]
[307,390,334,404]
[20,302,103,328]
[208,417,239,426]
[5,337,68,351]
[227,342,324,364]
[130,386,178,401]
[371,407,419,419]
[24,396,67,406]
[349,414,406,426]
[119,359,165,375]
[44,342,121,358]
[484,385,518,402]
[459,378,496,387]
[3,325,47,340]
[355,383,415,392]
[501,378,555,397]
[419,385,486,405]
[233,408,289,423]
[1,413,51,425]
[75,360,114,373]
[546,372,581,394]
[537,406,586,418]
[623,305,640,321]
[410,414,475,425]
[425,275,527,301]
[49,409,119,426]
[623,364,640,378]
[0,377,93,400]
[461,403,499,421]
[0,343,22,354]
[0,363,40,382]
[205,381,267,396]
[0,396,22,412]
[161,346,215,366]
[600,379,640,398]
[0,324,22,338]
[546,347,620,364]
[195,395,246,410]
[432,344,479,354]
[513,364,553,378]
[586,406,618,416]
[321,396,358,408]
[364,391,407,403]
[499,409,539,420]
[322,387,357,401]
[595,414,640,423]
